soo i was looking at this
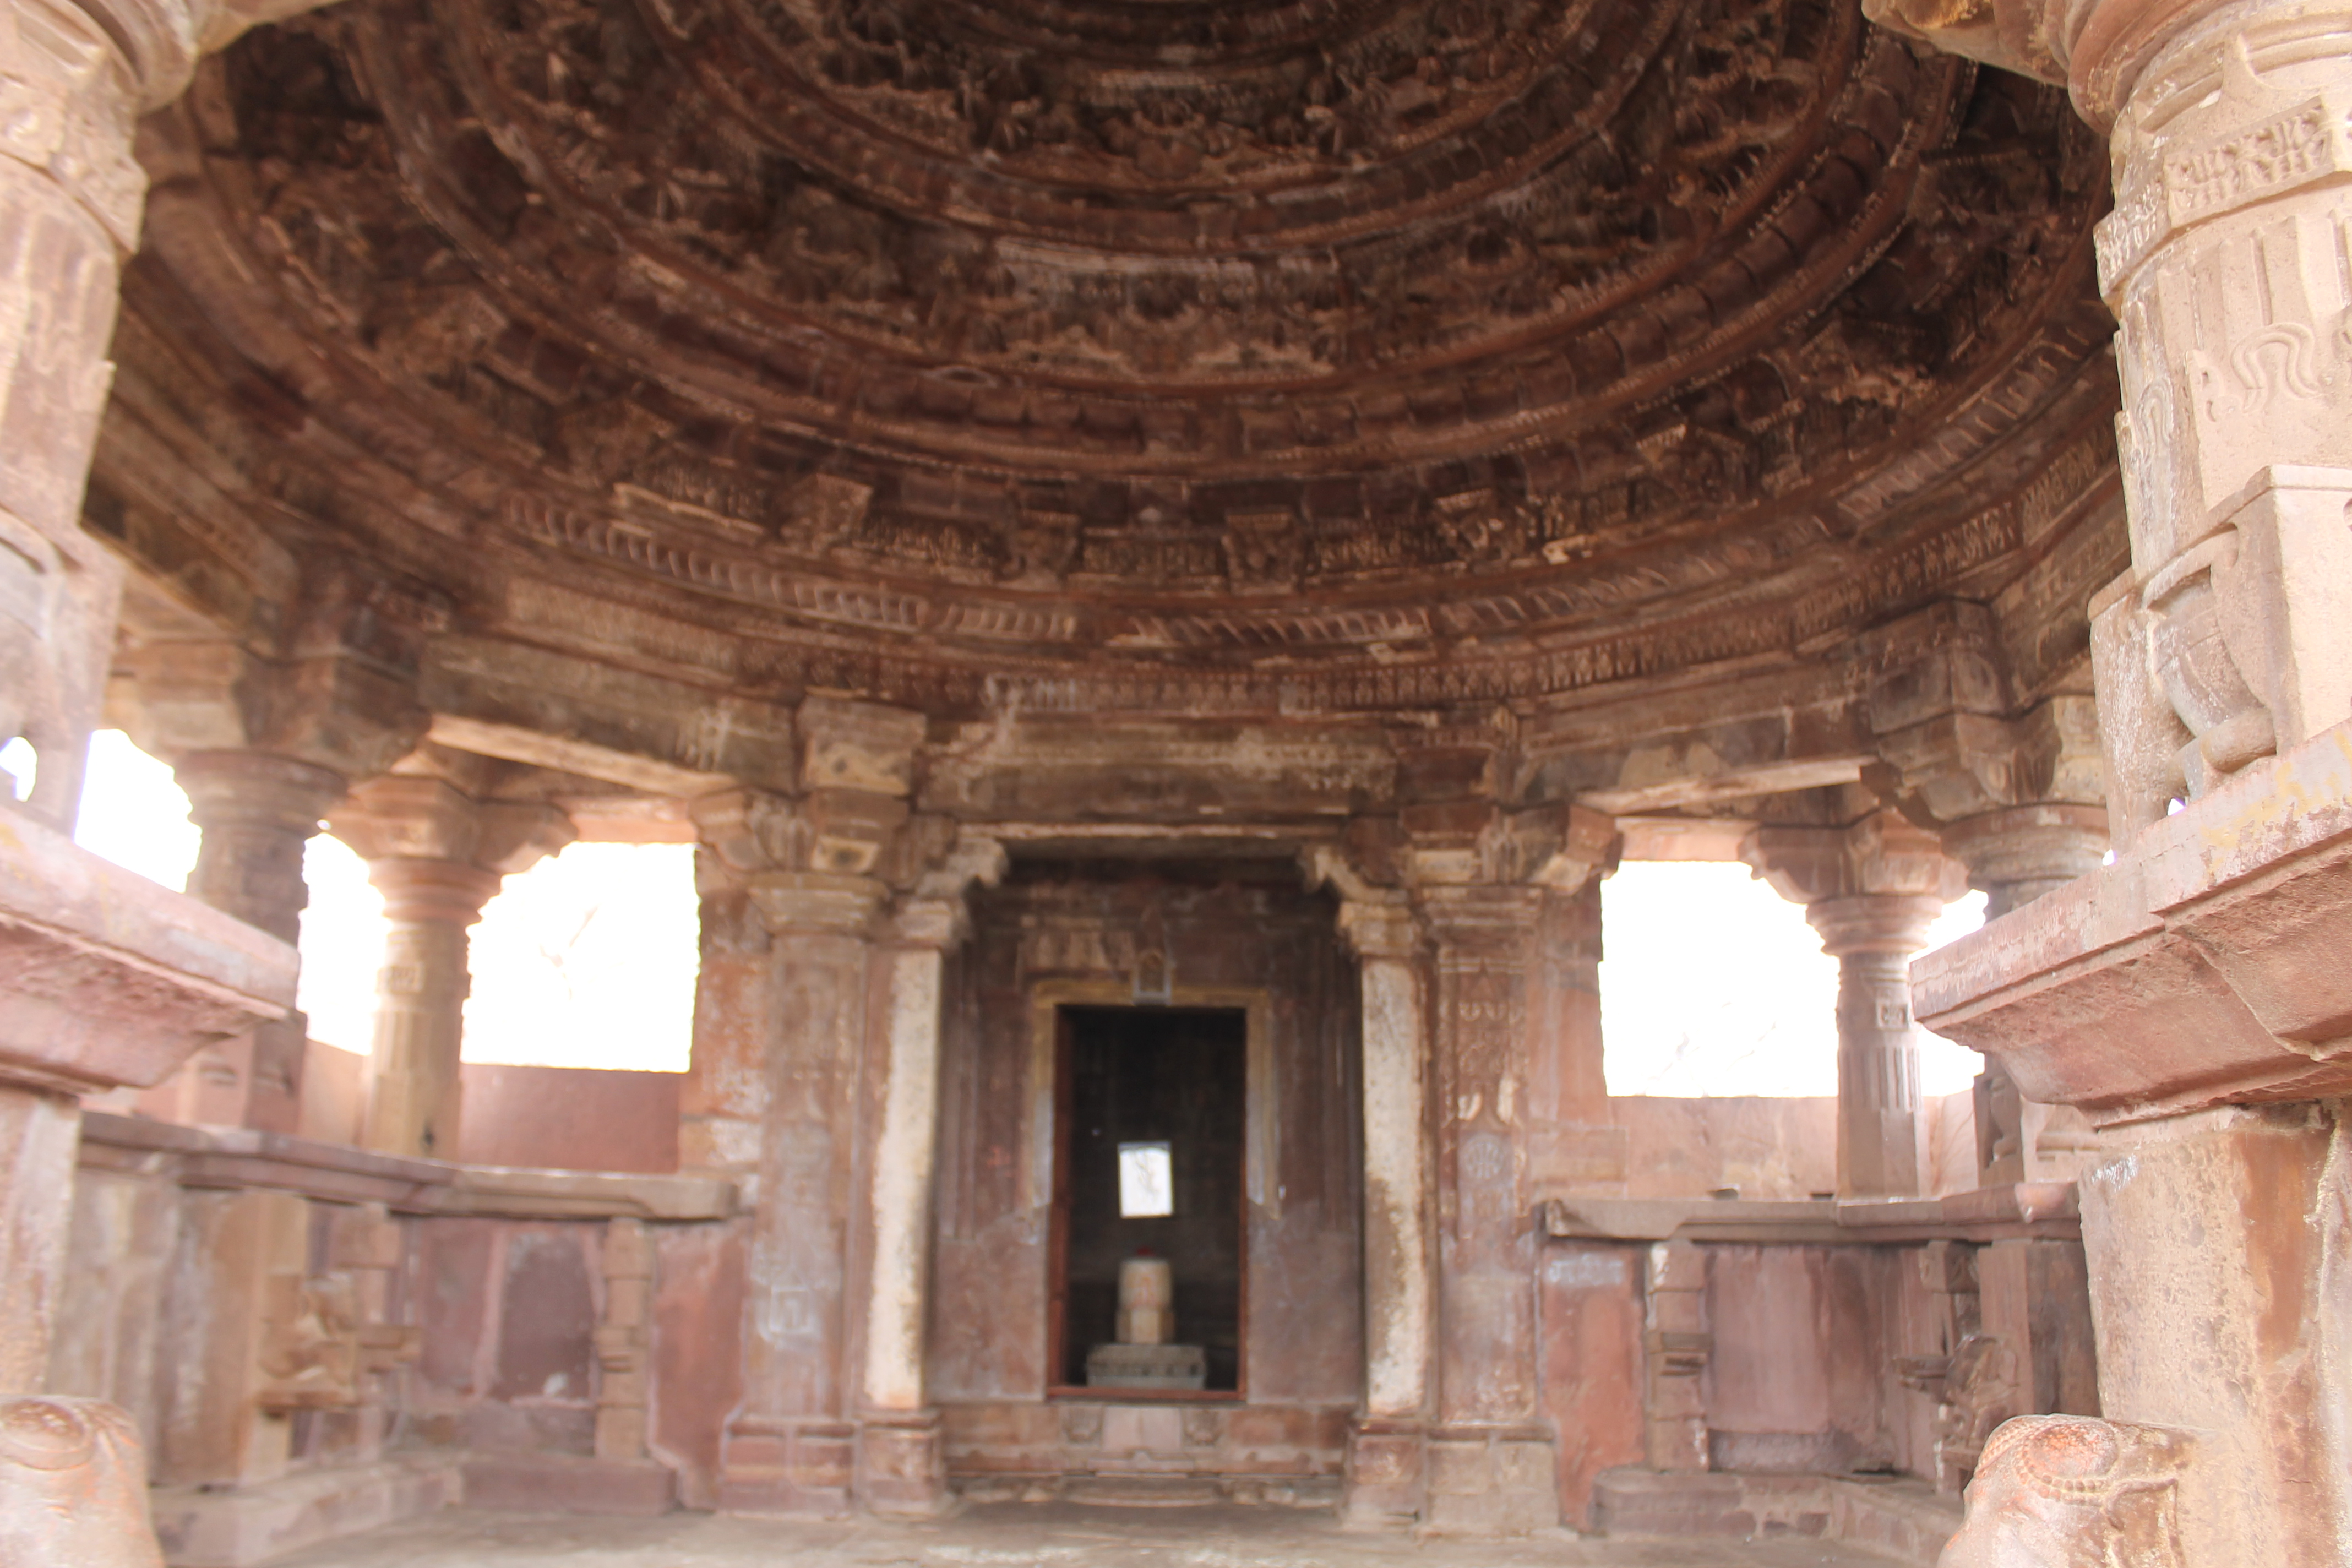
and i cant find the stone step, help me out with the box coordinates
[1591,1468,1961,1566]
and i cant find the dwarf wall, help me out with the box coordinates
[929,859,1362,1478]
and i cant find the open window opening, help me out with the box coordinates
[1049,1004,1246,1397]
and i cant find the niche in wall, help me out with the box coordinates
[1050,1004,1248,1394]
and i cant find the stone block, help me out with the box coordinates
[1537,1244,1644,1529]
[1098,1405,1184,1456]
[857,1418,945,1517]
[461,1453,676,1516]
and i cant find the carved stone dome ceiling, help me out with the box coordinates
[109,0,2121,713]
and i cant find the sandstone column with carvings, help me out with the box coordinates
[855,835,1004,1517]
[1,0,371,1554]
[1744,812,1967,1198]
[1330,791,1615,1533]
[708,697,925,1516]
[1873,2,2352,1560]
[329,775,573,1159]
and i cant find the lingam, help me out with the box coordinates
[1086,1251,1207,1391]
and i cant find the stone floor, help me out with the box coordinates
[272,1504,1905,1567]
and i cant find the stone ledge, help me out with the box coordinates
[0,810,296,1095]
[78,1113,737,1219]
[1592,1468,1960,1566]
[1914,718,2352,1120]
[149,1451,460,1567]
[1539,1184,2081,1245]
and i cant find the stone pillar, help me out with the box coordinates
[854,836,1004,1517]
[706,696,926,1517]
[122,634,432,1133]
[330,775,573,1159]
[721,867,883,1516]
[1641,1240,1709,1471]
[1938,803,2110,1186]
[1744,812,1967,1198]
[0,0,360,1551]
[1316,796,1615,1533]
[1320,884,1434,1525]
[0,813,294,1559]
[1885,3,2352,1559]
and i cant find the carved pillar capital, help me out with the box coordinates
[329,775,575,886]
[1860,0,2235,128]
[1803,894,1947,959]
[888,831,1007,950]
[1939,803,2113,918]
[746,870,888,938]
[1741,809,1970,912]
[1335,897,1422,963]
[119,636,431,791]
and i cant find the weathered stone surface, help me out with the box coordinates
[0,1396,165,1568]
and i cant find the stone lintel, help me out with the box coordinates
[1913,716,2352,1118]
[747,871,888,937]
[73,1112,738,1219]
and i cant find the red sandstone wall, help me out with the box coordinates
[1608,1090,1979,1200]
[296,1046,683,1173]
[455,1065,681,1173]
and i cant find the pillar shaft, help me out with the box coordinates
[853,873,997,1521]
[1333,900,1435,1525]
[0,1088,83,1395]
[861,938,943,1417]
[1812,896,1941,1199]
[721,872,882,1515]
[334,776,573,1159]
[359,861,501,1158]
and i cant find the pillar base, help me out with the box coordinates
[857,1411,950,1517]
[716,1419,856,1517]
[1340,1418,1425,1526]
[1423,1424,1560,1534]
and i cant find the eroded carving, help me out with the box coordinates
[1940,1416,2191,1568]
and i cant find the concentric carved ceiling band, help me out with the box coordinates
[102,0,2122,715]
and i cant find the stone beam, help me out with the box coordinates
[421,635,795,796]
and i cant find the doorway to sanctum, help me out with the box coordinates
[1048,1004,1249,1397]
